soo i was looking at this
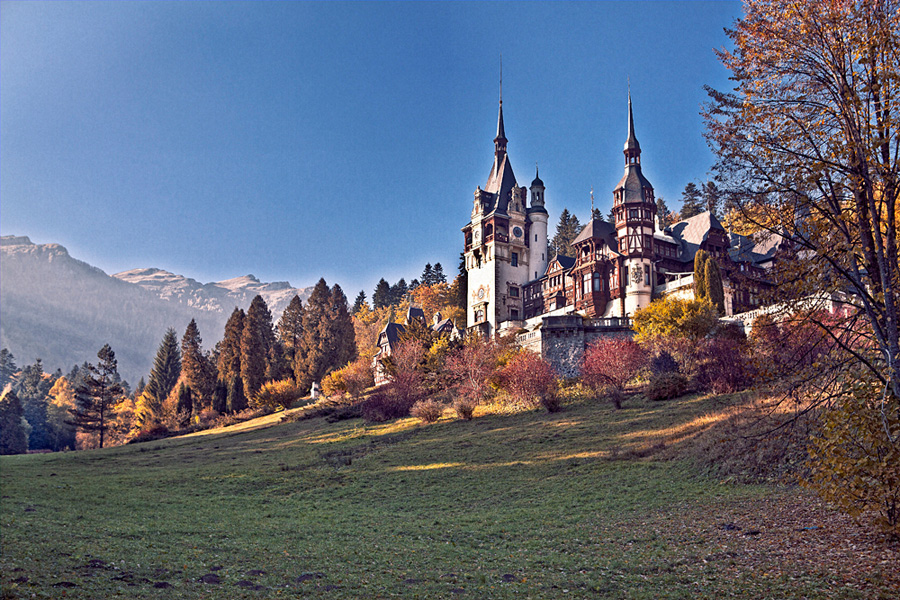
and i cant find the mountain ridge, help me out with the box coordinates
[0,235,312,384]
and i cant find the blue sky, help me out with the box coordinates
[1,1,741,299]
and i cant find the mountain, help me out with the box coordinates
[0,236,311,385]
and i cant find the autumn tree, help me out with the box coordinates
[69,344,124,449]
[705,0,900,534]
[497,351,558,410]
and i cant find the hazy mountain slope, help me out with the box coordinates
[0,236,311,385]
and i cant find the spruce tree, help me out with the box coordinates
[295,279,331,391]
[15,359,53,451]
[327,284,357,370]
[241,295,276,398]
[389,279,408,305]
[656,196,673,228]
[181,319,215,411]
[372,278,391,308]
[702,181,722,218]
[69,344,124,449]
[351,291,367,314]
[0,389,28,455]
[681,182,704,219]
[454,252,467,310]
[176,383,192,418]
[432,263,446,284]
[549,209,582,258]
[421,263,435,287]
[212,379,228,413]
[145,328,181,413]
[217,308,245,383]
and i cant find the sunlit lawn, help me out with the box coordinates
[2,392,896,599]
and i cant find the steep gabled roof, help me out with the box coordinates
[572,218,619,251]
[666,211,726,261]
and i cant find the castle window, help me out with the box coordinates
[593,272,602,292]
[509,286,519,297]
[511,252,518,267]
[511,309,519,320]
[644,265,650,285]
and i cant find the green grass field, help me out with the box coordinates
[2,392,898,599]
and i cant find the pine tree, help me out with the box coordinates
[453,252,467,310]
[0,388,28,455]
[69,344,124,449]
[549,209,581,258]
[217,308,245,383]
[693,249,710,300]
[145,328,181,413]
[432,263,446,284]
[327,283,357,370]
[181,319,215,411]
[372,278,391,309]
[681,182,704,219]
[241,295,276,398]
[351,291,367,314]
[0,349,17,390]
[176,383,192,417]
[212,379,228,413]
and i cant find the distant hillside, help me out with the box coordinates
[0,236,311,385]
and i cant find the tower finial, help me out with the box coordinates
[624,84,641,158]
[591,186,595,216]
[499,53,503,106]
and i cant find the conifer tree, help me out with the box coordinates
[704,258,726,315]
[295,279,357,392]
[549,209,581,258]
[453,253,467,311]
[0,349,17,390]
[145,328,181,412]
[681,182,704,219]
[226,374,247,413]
[389,279,408,305]
[327,284,357,370]
[15,359,53,451]
[656,196,673,228]
[702,181,722,218]
[421,263,435,286]
[69,344,124,449]
[0,388,28,455]
[372,278,391,308]
[241,295,276,398]
[212,379,228,413]
[277,295,304,377]
[181,319,215,411]
[217,308,244,383]
[176,383,192,417]
[693,250,710,300]
[351,291,367,314]
[432,263,446,284]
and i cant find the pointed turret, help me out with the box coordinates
[624,90,641,162]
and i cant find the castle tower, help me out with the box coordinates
[462,92,536,336]
[611,91,656,315]
[527,166,549,281]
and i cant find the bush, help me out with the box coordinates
[650,350,680,376]
[251,379,303,410]
[453,396,477,420]
[646,372,689,401]
[410,398,445,423]
[540,391,562,413]
[496,350,557,409]
[129,424,170,444]
[581,336,647,408]
[696,337,750,394]
[361,383,419,422]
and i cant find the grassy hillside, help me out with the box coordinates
[2,392,898,599]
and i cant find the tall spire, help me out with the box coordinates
[624,86,641,161]
[495,55,507,151]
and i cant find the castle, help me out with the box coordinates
[463,93,780,373]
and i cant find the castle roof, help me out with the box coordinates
[666,211,727,261]
[572,218,619,251]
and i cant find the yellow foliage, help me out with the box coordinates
[633,297,719,343]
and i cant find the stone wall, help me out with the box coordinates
[517,315,633,378]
